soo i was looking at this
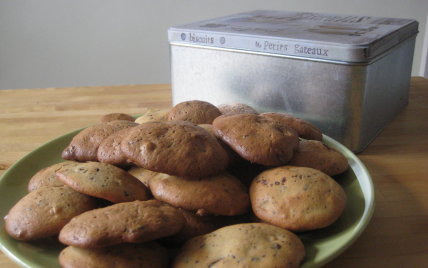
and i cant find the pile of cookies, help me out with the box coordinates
[4,100,349,268]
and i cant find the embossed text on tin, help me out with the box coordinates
[294,44,328,56]
[189,32,215,44]
[259,41,288,52]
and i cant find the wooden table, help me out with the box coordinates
[0,78,427,267]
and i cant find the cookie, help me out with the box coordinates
[217,103,259,115]
[97,127,135,166]
[288,140,349,176]
[250,166,347,232]
[120,120,229,178]
[62,120,138,162]
[172,223,305,268]
[58,200,186,248]
[212,114,299,166]
[135,108,171,124]
[198,124,243,166]
[158,209,219,247]
[149,171,250,216]
[167,100,222,124]
[27,161,73,192]
[226,160,269,188]
[99,113,136,124]
[59,241,169,268]
[260,112,323,141]
[127,166,159,188]
[4,185,98,241]
[55,161,151,203]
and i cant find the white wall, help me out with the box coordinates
[0,0,427,90]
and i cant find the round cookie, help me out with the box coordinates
[55,161,151,203]
[158,209,219,247]
[4,185,98,241]
[250,166,347,232]
[27,161,73,192]
[120,120,229,178]
[149,171,250,216]
[226,160,269,188]
[58,200,186,248]
[62,120,138,162]
[172,223,305,268]
[97,127,136,166]
[99,113,136,123]
[59,242,169,268]
[212,114,299,166]
[217,103,259,115]
[260,112,323,141]
[198,123,243,166]
[135,108,171,124]
[168,100,222,124]
[127,166,160,188]
[288,140,349,176]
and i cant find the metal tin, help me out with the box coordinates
[168,10,418,152]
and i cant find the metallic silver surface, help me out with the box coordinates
[169,10,418,152]
[168,10,418,63]
[170,36,416,153]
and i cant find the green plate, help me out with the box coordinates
[0,130,375,268]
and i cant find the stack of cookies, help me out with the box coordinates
[4,100,350,268]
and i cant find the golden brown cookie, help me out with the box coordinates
[120,120,229,178]
[288,140,349,176]
[127,166,159,188]
[198,124,243,166]
[55,161,151,203]
[226,160,269,188]
[58,200,186,248]
[260,112,323,141]
[97,127,136,166]
[27,161,73,192]
[4,185,98,241]
[149,171,250,216]
[168,100,222,124]
[59,241,169,268]
[212,114,299,166]
[250,166,347,232]
[62,120,138,162]
[158,209,219,247]
[217,103,259,115]
[172,223,305,268]
[135,108,171,124]
[99,113,136,123]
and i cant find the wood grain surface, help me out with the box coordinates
[0,78,427,267]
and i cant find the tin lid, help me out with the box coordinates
[168,10,419,62]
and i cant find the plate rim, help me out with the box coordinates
[307,134,375,267]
